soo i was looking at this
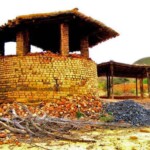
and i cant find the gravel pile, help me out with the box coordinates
[105,100,150,126]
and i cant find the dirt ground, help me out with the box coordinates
[0,98,149,150]
[0,126,150,150]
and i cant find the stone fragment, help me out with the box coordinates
[105,100,150,126]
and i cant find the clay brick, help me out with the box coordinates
[0,54,98,102]
[16,29,30,56]
[80,36,89,58]
[60,23,69,56]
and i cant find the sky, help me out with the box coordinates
[0,0,150,64]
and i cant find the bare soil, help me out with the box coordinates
[0,126,150,150]
[0,98,149,150]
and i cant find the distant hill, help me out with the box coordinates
[133,57,150,65]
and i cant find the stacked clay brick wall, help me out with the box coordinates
[0,53,98,103]
[60,23,69,56]
[16,29,30,56]
[80,36,89,58]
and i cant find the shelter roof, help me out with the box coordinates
[97,61,150,78]
[0,9,119,52]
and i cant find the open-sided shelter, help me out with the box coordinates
[0,9,119,103]
[97,61,150,98]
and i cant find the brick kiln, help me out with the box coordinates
[0,9,119,103]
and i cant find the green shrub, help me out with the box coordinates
[143,78,148,84]
[76,111,84,119]
[99,113,114,122]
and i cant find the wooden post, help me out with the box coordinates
[147,72,150,98]
[110,63,114,99]
[106,75,108,98]
[16,29,30,56]
[0,41,4,56]
[107,75,111,98]
[135,77,138,98]
[140,78,144,99]
[60,23,69,56]
[80,36,89,58]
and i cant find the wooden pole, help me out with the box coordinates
[140,78,144,99]
[110,63,114,99]
[147,72,150,98]
[106,74,109,98]
[107,75,111,98]
[136,77,138,98]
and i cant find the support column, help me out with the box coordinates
[80,36,89,58]
[107,75,111,98]
[16,29,30,56]
[60,23,69,56]
[110,63,114,99]
[147,72,150,98]
[0,41,4,56]
[140,78,144,98]
[135,77,138,98]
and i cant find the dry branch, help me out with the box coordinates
[0,103,97,143]
[0,120,27,134]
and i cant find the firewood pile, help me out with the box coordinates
[0,96,102,142]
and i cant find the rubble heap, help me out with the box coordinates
[0,96,102,119]
[0,96,102,140]
[105,100,150,126]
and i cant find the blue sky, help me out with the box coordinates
[0,0,150,64]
